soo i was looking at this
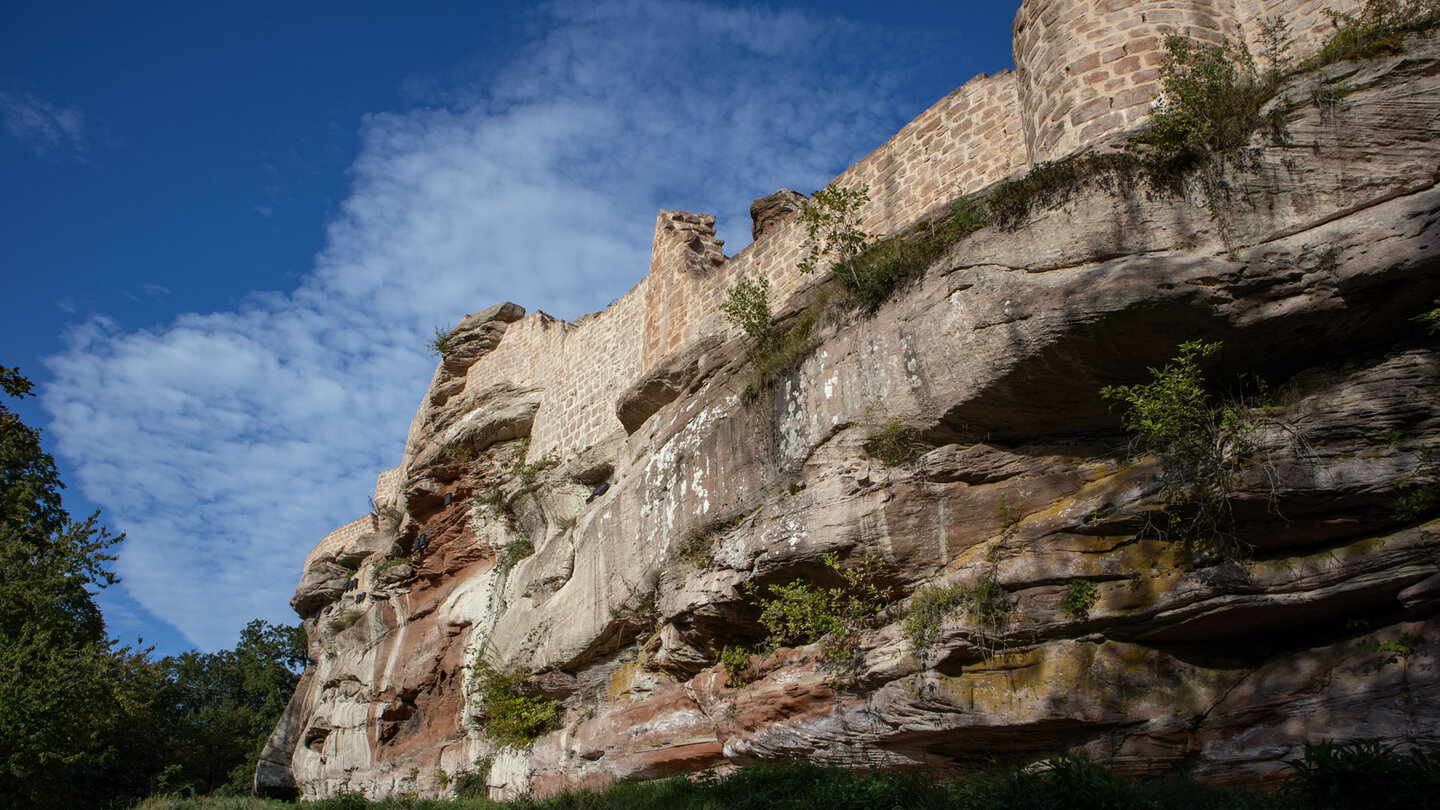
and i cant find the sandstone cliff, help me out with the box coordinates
[259,15,1440,803]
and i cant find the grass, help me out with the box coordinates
[740,302,828,402]
[841,197,987,310]
[327,610,362,633]
[510,438,558,489]
[675,525,717,568]
[371,557,412,583]
[496,539,535,576]
[126,743,1440,808]
[985,152,1148,230]
[737,196,987,401]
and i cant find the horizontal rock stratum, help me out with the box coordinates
[258,3,1439,802]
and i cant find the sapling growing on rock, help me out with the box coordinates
[797,183,875,291]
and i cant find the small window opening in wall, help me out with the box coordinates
[444,492,453,506]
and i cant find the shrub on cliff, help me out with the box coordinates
[719,276,773,349]
[427,323,455,356]
[843,197,987,309]
[471,657,562,749]
[1100,341,1264,561]
[1309,0,1440,67]
[990,32,1282,233]
[752,552,894,682]
[1136,36,1274,172]
[1416,299,1440,334]
[797,183,875,291]
[864,403,927,466]
[901,574,1013,656]
[1059,578,1100,621]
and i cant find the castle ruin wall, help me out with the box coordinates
[439,69,1030,465]
[312,0,1370,569]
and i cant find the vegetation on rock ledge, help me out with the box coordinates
[1101,341,1266,562]
[470,657,562,750]
[750,552,894,682]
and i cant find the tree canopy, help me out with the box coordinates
[0,366,308,808]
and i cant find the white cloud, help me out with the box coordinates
[43,0,932,650]
[0,89,88,158]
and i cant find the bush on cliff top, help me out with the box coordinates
[1135,36,1276,172]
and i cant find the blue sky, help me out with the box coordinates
[1,0,1020,655]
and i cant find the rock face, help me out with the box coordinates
[261,25,1440,804]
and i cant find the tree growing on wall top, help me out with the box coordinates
[797,183,875,291]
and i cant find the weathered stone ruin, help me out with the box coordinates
[259,0,1440,800]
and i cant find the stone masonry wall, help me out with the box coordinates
[427,0,1371,465]
[374,467,403,510]
[303,514,380,573]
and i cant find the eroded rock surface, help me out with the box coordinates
[264,36,1440,802]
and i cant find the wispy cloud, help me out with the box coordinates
[43,0,933,650]
[0,89,88,158]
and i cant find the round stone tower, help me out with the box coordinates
[1014,0,1244,164]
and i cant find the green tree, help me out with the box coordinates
[0,367,120,646]
[0,365,138,809]
[0,368,310,806]
[719,276,773,349]
[797,184,875,291]
[153,619,308,795]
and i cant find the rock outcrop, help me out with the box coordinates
[259,23,1440,804]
